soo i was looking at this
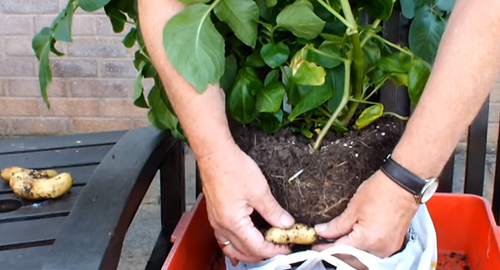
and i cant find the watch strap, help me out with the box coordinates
[380,155,426,197]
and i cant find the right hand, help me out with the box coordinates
[196,143,295,265]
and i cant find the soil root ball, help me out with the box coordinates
[235,117,404,227]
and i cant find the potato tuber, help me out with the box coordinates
[1,166,72,200]
[264,223,318,245]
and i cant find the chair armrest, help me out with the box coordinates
[41,126,178,270]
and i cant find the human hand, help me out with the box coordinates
[197,143,295,265]
[312,170,419,269]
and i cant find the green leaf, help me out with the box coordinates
[264,69,280,86]
[288,68,337,121]
[122,27,137,48]
[400,0,416,19]
[362,39,381,70]
[436,0,456,11]
[266,0,277,7]
[148,85,179,130]
[164,4,225,93]
[353,0,394,20]
[214,0,259,48]
[257,111,284,134]
[376,52,412,73]
[331,120,348,132]
[78,0,111,12]
[300,128,314,138]
[290,49,326,86]
[134,72,149,109]
[227,67,262,123]
[409,5,446,62]
[254,0,274,21]
[389,73,409,87]
[32,27,54,109]
[326,65,345,113]
[355,104,384,129]
[105,5,127,33]
[260,42,290,68]
[256,81,286,113]
[220,55,238,92]
[276,1,326,40]
[247,50,266,67]
[408,57,431,105]
[287,83,311,106]
[50,38,65,56]
[368,69,388,86]
[53,2,75,42]
[306,42,343,69]
[320,33,345,43]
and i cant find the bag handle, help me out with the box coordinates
[318,245,381,270]
[237,245,381,270]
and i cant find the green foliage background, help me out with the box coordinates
[33,0,454,147]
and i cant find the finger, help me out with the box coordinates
[230,257,239,266]
[314,210,356,239]
[229,219,292,260]
[216,232,259,264]
[251,188,294,228]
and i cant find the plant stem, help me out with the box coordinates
[317,106,332,118]
[372,34,413,56]
[363,79,386,101]
[340,34,363,126]
[308,46,348,62]
[384,112,409,120]
[313,59,351,150]
[332,0,363,128]
[360,19,381,47]
[316,0,355,30]
[339,0,357,30]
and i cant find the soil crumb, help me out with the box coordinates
[437,251,470,270]
[235,116,404,227]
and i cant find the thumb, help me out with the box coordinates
[314,210,356,239]
[252,188,295,228]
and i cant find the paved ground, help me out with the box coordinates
[116,147,497,270]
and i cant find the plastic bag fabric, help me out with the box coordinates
[226,204,437,270]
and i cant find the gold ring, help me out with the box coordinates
[218,240,231,249]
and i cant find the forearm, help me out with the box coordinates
[392,0,500,178]
[137,0,235,159]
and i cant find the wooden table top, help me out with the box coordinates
[0,130,127,270]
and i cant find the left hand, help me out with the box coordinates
[312,170,419,269]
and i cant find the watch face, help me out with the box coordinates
[421,178,439,203]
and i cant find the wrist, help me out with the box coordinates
[374,170,420,209]
[379,153,440,204]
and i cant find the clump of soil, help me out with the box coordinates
[437,251,470,270]
[234,116,404,228]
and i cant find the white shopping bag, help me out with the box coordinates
[226,204,437,270]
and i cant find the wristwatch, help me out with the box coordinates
[380,154,439,204]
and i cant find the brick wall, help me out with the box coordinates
[0,1,499,149]
[0,0,149,136]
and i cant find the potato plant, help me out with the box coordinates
[33,0,454,148]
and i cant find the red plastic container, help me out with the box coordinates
[162,193,500,270]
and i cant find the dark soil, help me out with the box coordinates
[436,251,470,270]
[234,116,404,228]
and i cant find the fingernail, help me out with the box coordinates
[280,213,294,227]
[315,223,328,233]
